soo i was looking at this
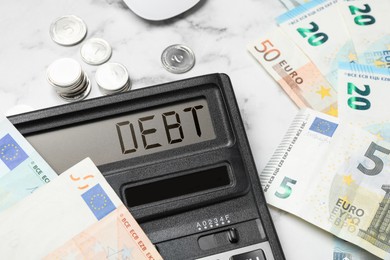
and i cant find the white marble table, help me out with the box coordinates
[0,0,327,259]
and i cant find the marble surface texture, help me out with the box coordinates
[0,0,332,259]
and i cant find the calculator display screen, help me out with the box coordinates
[26,99,215,173]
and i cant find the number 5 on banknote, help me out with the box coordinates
[358,142,390,176]
[275,177,297,199]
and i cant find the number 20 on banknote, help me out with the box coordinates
[338,63,390,141]
[348,4,376,26]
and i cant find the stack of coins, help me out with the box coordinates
[46,58,91,101]
[95,62,131,95]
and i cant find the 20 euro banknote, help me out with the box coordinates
[279,0,307,10]
[260,109,390,259]
[338,0,390,66]
[338,62,390,142]
[279,0,311,10]
[0,114,57,212]
[277,0,356,87]
[0,158,162,260]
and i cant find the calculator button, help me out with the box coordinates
[227,228,239,243]
[230,249,266,260]
[198,228,240,250]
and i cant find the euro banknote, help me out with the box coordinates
[338,62,390,142]
[0,114,57,212]
[361,50,390,70]
[0,158,162,260]
[277,0,356,87]
[260,109,390,259]
[44,204,160,260]
[248,28,338,116]
[279,0,310,10]
[270,207,380,260]
[338,0,390,66]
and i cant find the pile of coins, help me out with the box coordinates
[49,15,129,101]
[95,63,131,95]
[46,58,91,101]
[48,15,196,102]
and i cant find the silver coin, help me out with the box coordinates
[50,71,84,93]
[47,58,82,87]
[95,62,130,94]
[56,72,87,94]
[80,38,112,65]
[161,44,195,74]
[50,15,87,46]
[59,77,91,102]
[99,79,131,95]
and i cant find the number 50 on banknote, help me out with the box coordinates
[248,28,338,116]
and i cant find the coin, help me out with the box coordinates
[59,77,91,102]
[95,62,130,95]
[80,38,112,65]
[161,44,195,74]
[50,15,87,46]
[47,58,82,87]
[47,58,91,102]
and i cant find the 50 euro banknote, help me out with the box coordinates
[45,204,158,260]
[248,28,338,116]
[0,114,57,212]
[338,62,390,142]
[260,109,390,259]
[0,158,162,260]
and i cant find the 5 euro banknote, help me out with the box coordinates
[260,109,390,259]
